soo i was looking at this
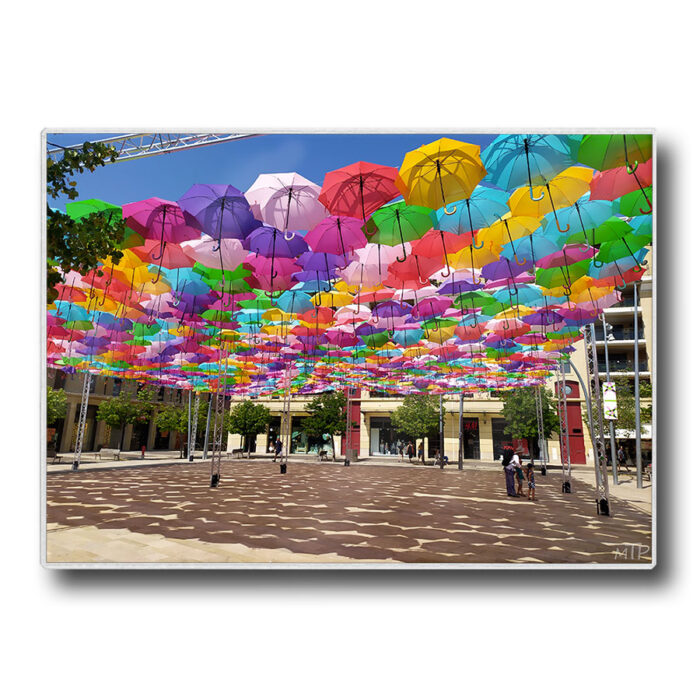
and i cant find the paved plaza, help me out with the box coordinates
[45,460,652,565]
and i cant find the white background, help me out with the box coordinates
[1,2,696,698]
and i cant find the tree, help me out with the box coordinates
[47,386,67,426]
[47,141,127,302]
[501,387,559,458]
[96,387,155,451]
[390,395,441,460]
[155,405,190,457]
[229,400,271,458]
[301,391,347,460]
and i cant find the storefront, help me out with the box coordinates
[369,416,402,456]
[462,417,480,459]
[290,416,333,455]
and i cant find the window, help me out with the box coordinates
[112,378,122,396]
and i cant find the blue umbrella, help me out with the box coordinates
[482,134,575,200]
[540,195,614,244]
[431,185,509,246]
[274,290,314,315]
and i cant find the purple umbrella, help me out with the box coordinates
[178,184,259,243]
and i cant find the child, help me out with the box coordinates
[526,462,536,501]
[515,460,525,497]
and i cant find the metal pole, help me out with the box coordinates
[634,282,643,488]
[588,324,611,511]
[186,390,192,460]
[602,312,619,485]
[72,372,91,470]
[189,392,200,461]
[535,385,547,473]
[344,389,352,466]
[458,393,464,470]
[439,394,444,469]
[202,393,212,460]
[555,360,571,491]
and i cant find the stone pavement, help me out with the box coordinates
[46,460,652,565]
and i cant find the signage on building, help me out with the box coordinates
[603,382,618,420]
[463,419,479,431]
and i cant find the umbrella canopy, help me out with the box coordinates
[397,137,487,213]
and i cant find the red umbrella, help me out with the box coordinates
[319,161,402,221]
[410,228,467,276]
[132,240,195,270]
[589,158,652,201]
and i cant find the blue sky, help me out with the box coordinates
[47,132,497,209]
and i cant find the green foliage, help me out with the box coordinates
[46,142,126,301]
[390,395,441,441]
[301,391,347,439]
[96,386,155,432]
[501,388,559,448]
[47,386,67,425]
[229,400,271,440]
[155,405,187,435]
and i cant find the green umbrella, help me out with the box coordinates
[566,216,633,246]
[366,202,433,262]
[576,134,652,174]
[617,186,653,217]
[596,233,652,264]
[535,259,590,294]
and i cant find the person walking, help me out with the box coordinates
[502,446,517,497]
[418,442,424,464]
[526,462,536,501]
[273,437,283,462]
[406,442,415,463]
[398,442,404,461]
[617,445,630,473]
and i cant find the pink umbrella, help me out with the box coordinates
[181,235,247,270]
[537,243,596,269]
[245,173,328,232]
[305,216,367,255]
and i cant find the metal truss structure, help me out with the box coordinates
[209,344,229,487]
[583,324,611,515]
[554,360,572,492]
[279,364,293,473]
[47,133,257,163]
[188,392,201,461]
[534,385,547,474]
[72,371,91,470]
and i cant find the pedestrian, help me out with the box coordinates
[501,445,517,497]
[398,442,404,461]
[418,442,424,464]
[526,462,536,501]
[273,437,283,462]
[515,458,525,497]
[406,442,415,463]
[617,445,630,473]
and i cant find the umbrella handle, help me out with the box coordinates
[472,235,484,250]
[514,252,529,266]
[639,201,652,215]
[443,203,457,215]
[615,278,628,291]
[592,257,605,268]
[562,282,572,296]
[626,160,638,175]
[395,250,407,263]
[528,184,545,202]
[284,230,296,241]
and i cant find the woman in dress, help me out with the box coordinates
[502,446,517,497]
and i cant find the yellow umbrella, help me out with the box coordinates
[424,325,457,344]
[310,290,354,307]
[479,216,542,247]
[397,138,487,213]
[507,166,594,226]
[448,242,500,270]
